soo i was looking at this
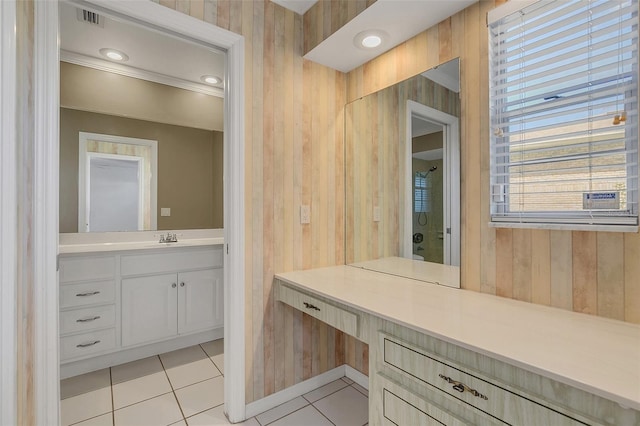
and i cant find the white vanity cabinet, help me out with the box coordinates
[120,246,223,347]
[59,244,223,378]
[59,254,118,361]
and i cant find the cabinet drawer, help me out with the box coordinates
[379,374,498,426]
[59,256,115,283]
[277,285,358,337]
[121,247,222,276]
[60,328,116,360]
[60,305,116,335]
[382,336,588,425]
[60,280,115,309]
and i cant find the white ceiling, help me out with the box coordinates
[412,116,443,137]
[59,2,225,97]
[304,0,476,73]
[422,58,460,93]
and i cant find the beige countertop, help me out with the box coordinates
[59,229,224,254]
[275,263,640,411]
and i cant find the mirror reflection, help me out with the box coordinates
[345,58,460,283]
[58,2,225,234]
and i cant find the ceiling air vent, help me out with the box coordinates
[76,9,104,28]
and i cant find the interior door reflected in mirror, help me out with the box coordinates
[345,57,460,284]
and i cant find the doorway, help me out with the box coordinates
[28,1,245,423]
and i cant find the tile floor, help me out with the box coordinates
[61,339,369,426]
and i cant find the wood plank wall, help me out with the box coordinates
[156,0,358,404]
[342,0,640,324]
[303,0,377,54]
[345,75,460,263]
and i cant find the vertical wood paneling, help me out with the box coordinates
[496,228,513,298]
[512,229,532,303]
[550,231,573,311]
[624,233,640,323]
[531,230,551,306]
[596,233,624,321]
[572,232,598,315]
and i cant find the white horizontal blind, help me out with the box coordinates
[414,173,431,213]
[489,0,639,227]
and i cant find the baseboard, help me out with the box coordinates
[245,364,370,419]
[245,365,347,418]
[345,365,369,390]
[60,328,223,379]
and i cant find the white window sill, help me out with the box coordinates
[488,221,638,233]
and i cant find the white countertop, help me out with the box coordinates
[275,264,640,411]
[59,229,224,254]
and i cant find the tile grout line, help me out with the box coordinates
[260,404,311,426]
[309,403,337,426]
[158,354,188,423]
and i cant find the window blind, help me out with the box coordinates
[489,0,639,227]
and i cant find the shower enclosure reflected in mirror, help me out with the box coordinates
[345,58,460,282]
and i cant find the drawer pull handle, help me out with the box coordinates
[303,302,321,311]
[439,374,488,400]
[76,316,101,323]
[76,340,101,348]
[76,291,100,297]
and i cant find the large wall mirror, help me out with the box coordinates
[58,2,225,234]
[345,58,461,284]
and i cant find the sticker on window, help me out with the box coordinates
[583,192,619,210]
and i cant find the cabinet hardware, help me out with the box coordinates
[76,291,100,297]
[76,340,101,348]
[303,302,321,311]
[180,282,185,287]
[439,374,488,400]
[76,316,101,323]
[172,283,177,288]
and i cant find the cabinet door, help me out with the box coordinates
[177,268,223,334]
[122,274,178,346]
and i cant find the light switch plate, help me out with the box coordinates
[161,208,171,217]
[300,205,310,224]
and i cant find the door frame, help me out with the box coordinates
[33,1,246,423]
[404,100,460,267]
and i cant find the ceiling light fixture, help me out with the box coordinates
[201,75,222,85]
[354,30,388,50]
[99,48,128,62]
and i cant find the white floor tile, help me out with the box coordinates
[210,354,224,374]
[111,356,164,385]
[313,386,368,426]
[169,421,187,426]
[165,358,221,390]
[112,371,172,409]
[160,345,209,368]
[61,387,112,426]
[303,379,348,403]
[61,369,111,400]
[200,339,223,358]
[268,405,332,426]
[114,392,183,426]
[185,405,230,426]
[71,413,113,426]
[256,396,308,426]
[175,376,224,418]
[352,383,369,398]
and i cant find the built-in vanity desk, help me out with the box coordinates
[275,262,640,425]
[58,230,224,378]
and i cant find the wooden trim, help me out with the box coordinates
[0,1,18,424]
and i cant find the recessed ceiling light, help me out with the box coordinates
[99,48,128,62]
[201,75,222,85]
[354,30,388,50]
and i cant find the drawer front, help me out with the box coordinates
[60,328,116,361]
[121,247,222,276]
[60,305,116,335]
[277,284,358,337]
[60,280,115,309]
[59,255,115,283]
[383,337,586,425]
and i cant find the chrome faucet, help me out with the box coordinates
[159,232,178,243]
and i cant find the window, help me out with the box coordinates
[489,0,639,229]
[414,172,431,213]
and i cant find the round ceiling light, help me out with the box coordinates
[354,30,388,50]
[201,75,222,85]
[99,48,129,62]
